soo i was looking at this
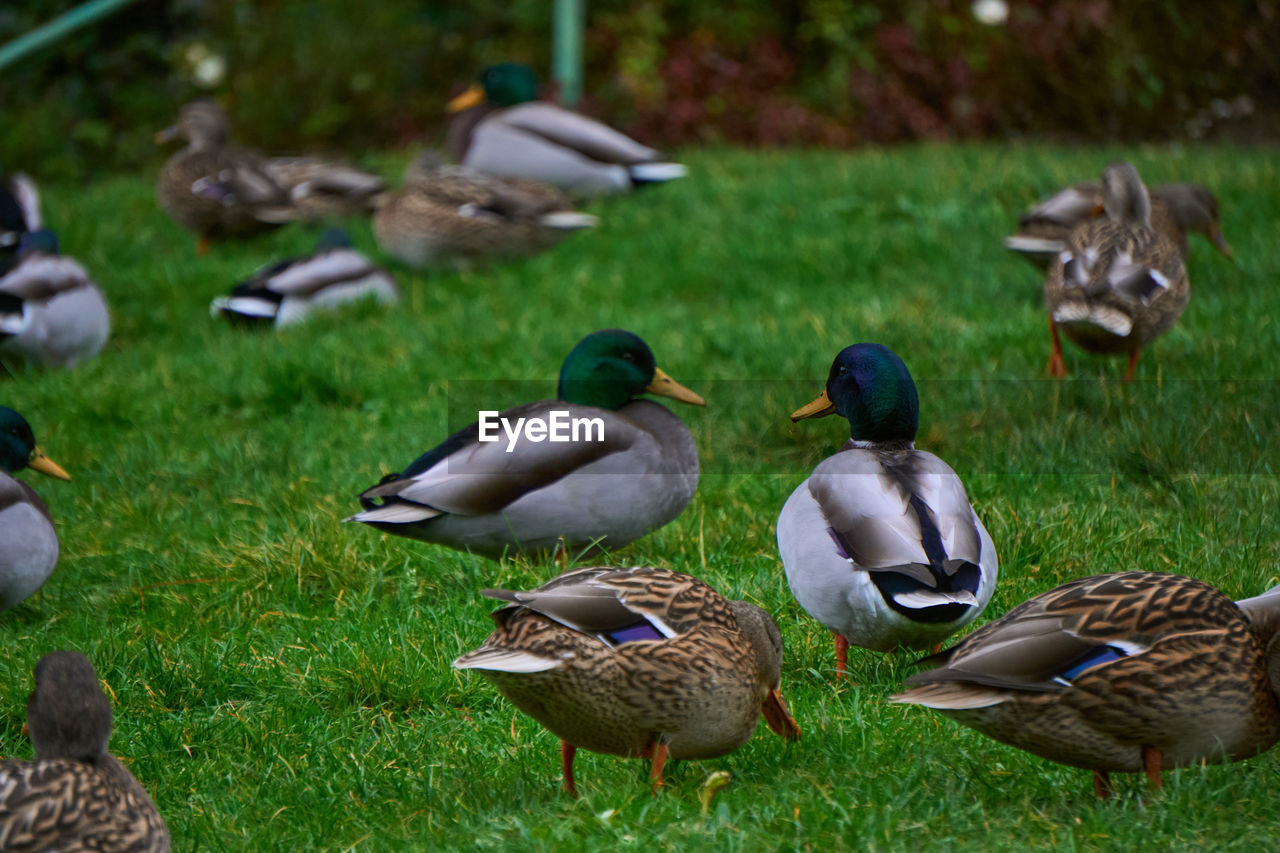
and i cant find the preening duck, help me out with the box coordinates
[453,566,801,797]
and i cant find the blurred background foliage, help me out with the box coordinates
[1,0,1275,180]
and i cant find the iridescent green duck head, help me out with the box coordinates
[791,343,919,444]
[448,63,540,112]
[557,329,705,411]
[0,406,70,480]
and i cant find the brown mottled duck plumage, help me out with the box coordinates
[892,572,1280,798]
[454,566,801,797]
[0,651,169,851]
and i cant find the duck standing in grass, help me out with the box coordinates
[373,153,597,268]
[0,407,69,611]
[156,101,383,253]
[1,170,41,274]
[0,651,170,851]
[777,344,997,678]
[211,228,397,327]
[447,63,686,199]
[453,566,801,797]
[0,230,110,369]
[892,572,1280,799]
[1043,163,1191,382]
[348,329,704,558]
[1006,179,1233,268]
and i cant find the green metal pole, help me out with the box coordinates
[552,0,584,106]
[0,0,142,72]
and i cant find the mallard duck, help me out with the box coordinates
[1006,179,1232,268]
[0,651,170,851]
[0,406,69,611]
[211,228,397,327]
[1044,162,1191,383]
[155,100,291,253]
[891,571,1280,799]
[0,230,110,369]
[0,171,41,275]
[777,343,998,678]
[453,566,801,797]
[373,153,597,268]
[447,63,686,199]
[348,329,704,558]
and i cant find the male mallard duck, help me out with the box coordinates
[0,406,69,611]
[453,566,801,797]
[348,329,704,558]
[1006,179,1232,268]
[211,228,397,327]
[891,571,1280,799]
[777,343,998,678]
[1044,162,1190,383]
[447,63,686,199]
[373,153,596,268]
[0,651,170,851]
[0,171,41,275]
[0,230,110,369]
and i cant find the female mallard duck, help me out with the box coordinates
[373,152,597,268]
[0,406,69,611]
[1044,162,1191,383]
[777,343,997,678]
[348,329,704,558]
[156,100,291,253]
[892,572,1280,798]
[156,101,384,253]
[0,650,170,851]
[447,63,686,199]
[211,228,397,327]
[453,566,801,797]
[1,170,41,274]
[1007,178,1232,268]
[0,230,110,369]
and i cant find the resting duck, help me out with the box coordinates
[0,171,41,274]
[892,571,1280,798]
[0,651,170,851]
[0,230,110,369]
[453,566,801,797]
[0,406,69,611]
[447,63,686,199]
[348,329,704,558]
[373,153,596,268]
[1044,162,1190,382]
[156,101,383,253]
[211,228,397,327]
[1006,179,1232,267]
[777,343,998,678]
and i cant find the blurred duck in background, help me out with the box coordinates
[0,230,110,370]
[0,170,41,275]
[447,63,686,199]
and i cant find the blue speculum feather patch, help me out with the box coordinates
[1060,645,1130,681]
[606,620,666,645]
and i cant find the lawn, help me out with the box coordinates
[3,144,1279,851]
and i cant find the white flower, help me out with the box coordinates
[972,0,1009,26]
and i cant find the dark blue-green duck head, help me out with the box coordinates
[316,227,352,250]
[449,63,539,112]
[557,329,705,411]
[792,343,919,443]
[18,229,58,259]
[0,406,70,479]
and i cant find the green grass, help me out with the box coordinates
[4,144,1280,851]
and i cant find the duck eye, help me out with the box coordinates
[621,352,635,362]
